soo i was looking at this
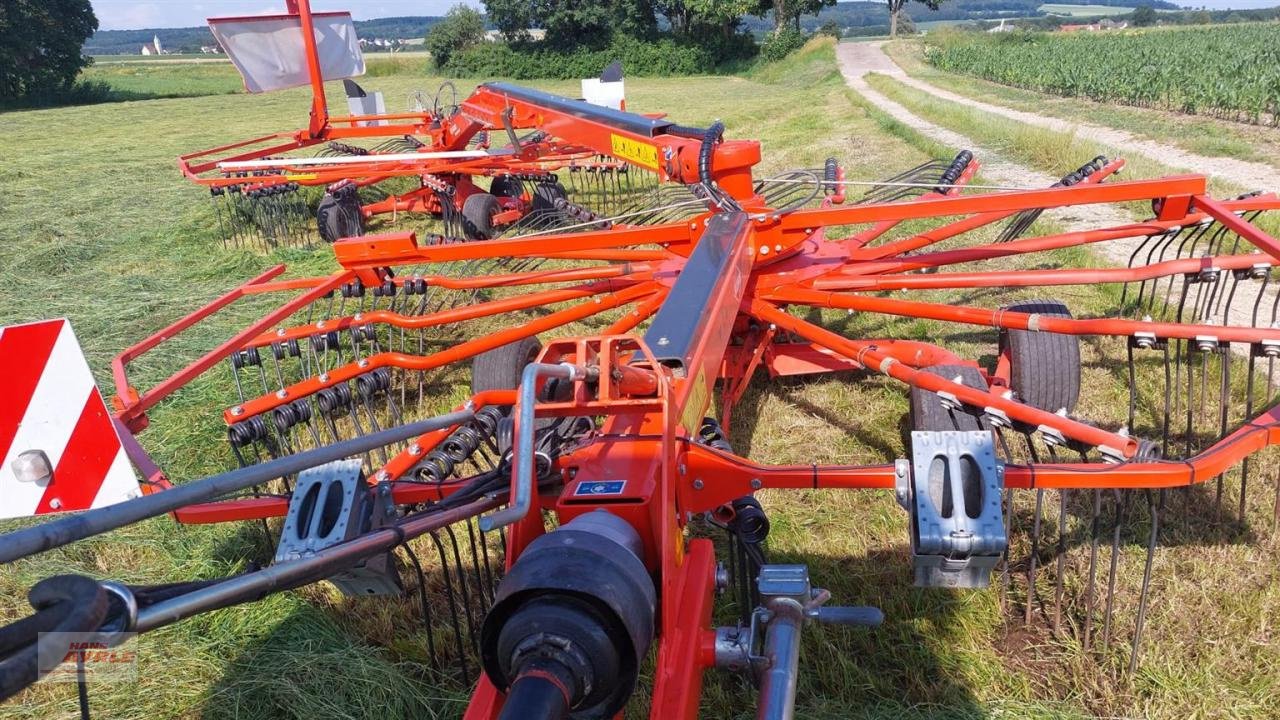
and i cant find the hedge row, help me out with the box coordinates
[442,35,757,79]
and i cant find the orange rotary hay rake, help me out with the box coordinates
[180,4,667,249]
[6,4,1280,719]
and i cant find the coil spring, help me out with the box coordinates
[316,383,354,415]
[553,198,612,227]
[823,157,839,196]
[340,279,366,298]
[271,339,302,361]
[412,406,506,483]
[934,150,974,194]
[355,368,392,401]
[1060,155,1109,187]
[327,141,369,156]
[228,416,271,448]
[272,399,313,434]
[311,331,341,353]
[371,279,397,297]
[231,347,261,369]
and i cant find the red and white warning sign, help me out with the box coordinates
[0,320,140,520]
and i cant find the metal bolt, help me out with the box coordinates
[376,471,390,483]
[318,373,330,383]
[750,477,762,490]
[408,443,422,455]
[49,498,62,510]
[714,563,730,593]
[276,328,286,336]
[276,389,288,399]
[317,320,326,329]
[231,406,244,416]
[657,336,670,346]
[354,312,363,321]
[692,478,704,490]
[358,359,370,368]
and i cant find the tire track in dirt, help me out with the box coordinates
[834,41,1135,247]
[835,41,1278,345]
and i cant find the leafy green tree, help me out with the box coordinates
[426,5,485,67]
[483,0,657,49]
[656,0,756,41]
[0,0,97,100]
[1130,5,1158,26]
[886,0,943,37]
[788,0,836,31]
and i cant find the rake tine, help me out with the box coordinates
[1216,346,1231,515]
[1130,489,1161,674]
[1101,490,1125,651]
[1083,487,1102,651]
[1026,439,1044,626]
[429,530,470,684]
[1044,445,1067,634]
[463,515,491,606]
[399,543,441,671]
[443,525,481,654]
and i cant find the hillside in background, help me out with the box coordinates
[85,0,1188,55]
[86,16,442,55]
[737,0,1179,32]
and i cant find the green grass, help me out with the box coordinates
[883,40,1280,165]
[2,36,1279,720]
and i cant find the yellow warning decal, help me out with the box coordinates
[610,134,660,171]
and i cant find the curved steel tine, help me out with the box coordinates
[429,530,470,684]
[1130,490,1161,674]
[1101,490,1125,651]
[399,543,441,671]
[1084,486,1102,652]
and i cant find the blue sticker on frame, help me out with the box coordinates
[573,480,627,497]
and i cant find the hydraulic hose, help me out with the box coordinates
[0,409,475,564]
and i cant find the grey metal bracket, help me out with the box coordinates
[274,459,402,597]
[907,430,1007,589]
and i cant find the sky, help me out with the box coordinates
[91,1,482,31]
[91,0,1278,30]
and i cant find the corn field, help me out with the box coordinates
[923,24,1280,126]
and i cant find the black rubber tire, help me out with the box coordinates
[909,364,990,431]
[530,182,568,214]
[316,190,364,244]
[1000,299,1080,414]
[471,337,542,395]
[461,192,501,240]
[489,175,522,198]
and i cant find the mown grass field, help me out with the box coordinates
[2,38,1279,719]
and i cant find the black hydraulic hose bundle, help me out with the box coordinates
[0,405,597,703]
[0,576,108,701]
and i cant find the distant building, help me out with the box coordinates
[140,34,165,55]
[1059,19,1128,32]
[484,28,547,42]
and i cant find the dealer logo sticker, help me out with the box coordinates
[574,480,627,497]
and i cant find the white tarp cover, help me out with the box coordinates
[209,12,365,93]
